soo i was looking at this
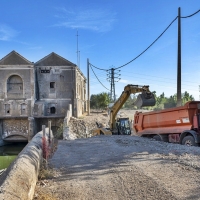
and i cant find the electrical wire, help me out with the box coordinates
[90,64,110,90]
[120,70,199,84]
[120,71,200,86]
[115,16,178,69]
[89,63,108,71]
[89,9,200,72]
[89,9,200,93]
[181,9,200,18]
[90,72,109,82]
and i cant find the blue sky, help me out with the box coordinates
[0,0,200,100]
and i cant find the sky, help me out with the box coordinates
[0,0,200,100]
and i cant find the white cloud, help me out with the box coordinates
[54,7,116,32]
[0,24,19,41]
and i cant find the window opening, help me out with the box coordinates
[41,69,50,73]
[7,75,23,93]
[21,104,27,115]
[50,107,56,114]
[5,104,10,115]
[50,82,55,88]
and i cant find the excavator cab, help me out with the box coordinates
[134,91,156,108]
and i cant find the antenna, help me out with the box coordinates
[76,30,80,68]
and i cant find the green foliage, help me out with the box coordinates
[90,92,110,109]
[152,91,195,110]
[38,165,55,180]
[90,90,195,111]
[123,95,137,109]
[182,91,194,104]
[54,124,63,139]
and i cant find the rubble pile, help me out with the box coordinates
[68,111,109,138]
[68,118,87,138]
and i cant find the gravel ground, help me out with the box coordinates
[33,110,200,200]
[34,135,200,200]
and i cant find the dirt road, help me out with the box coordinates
[34,135,200,200]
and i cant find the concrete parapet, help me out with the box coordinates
[0,128,52,200]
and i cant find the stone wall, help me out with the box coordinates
[36,66,75,100]
[0,66,34,109]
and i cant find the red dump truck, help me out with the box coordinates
[134,101,200,146]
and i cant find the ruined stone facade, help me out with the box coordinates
[0,51,86,143]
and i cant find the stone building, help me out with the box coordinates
[0,51,86,143]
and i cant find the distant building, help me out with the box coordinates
[0,51,86,143]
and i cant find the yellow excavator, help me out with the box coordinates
[93,84,156,136]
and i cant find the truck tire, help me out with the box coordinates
[152,134,168,142]
[182,136,197,146]
[160,135,169,142]
[153,135,162,141]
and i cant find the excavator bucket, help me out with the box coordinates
[134,91,156,108]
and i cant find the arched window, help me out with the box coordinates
[7,75,23,94]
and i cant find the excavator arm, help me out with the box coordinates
[109,85,155,131]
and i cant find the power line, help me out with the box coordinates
[181,9,200,18]
[150,84,198,92]
[120,71,200,85]
[89,8,200,72]
[119,73,199,88]
[115,16,178,69]
[89,15,177,71]
[90,63,107,71]
[89,8,200,95]
[90,71,108,76]
[90,72,109,82]
[90,64,109,90]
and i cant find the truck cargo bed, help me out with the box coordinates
[134,101,200,136]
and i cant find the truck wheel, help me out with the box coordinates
[160,135,169,142]
[182,136,197,146]
[153,135,161,141]
[153,134,168,142]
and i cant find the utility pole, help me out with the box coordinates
[87,58,90,115]
[177,7,182,107]
[111,68,115,101]
[107,68,121,102]
[76,30,80,68]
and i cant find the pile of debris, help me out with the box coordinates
[66,111,109,139]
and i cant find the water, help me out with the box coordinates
[0,143,27,170]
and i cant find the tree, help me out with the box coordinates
[153,92,167,110]
[123,94,137,109]
[182,91,194,105]
[90,94,98,109]
[90,92,110,110]
[164,95,176,108]
[155,91,194,109]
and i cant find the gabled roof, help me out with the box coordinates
[0,50,33,65]
[34,52,76,67]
